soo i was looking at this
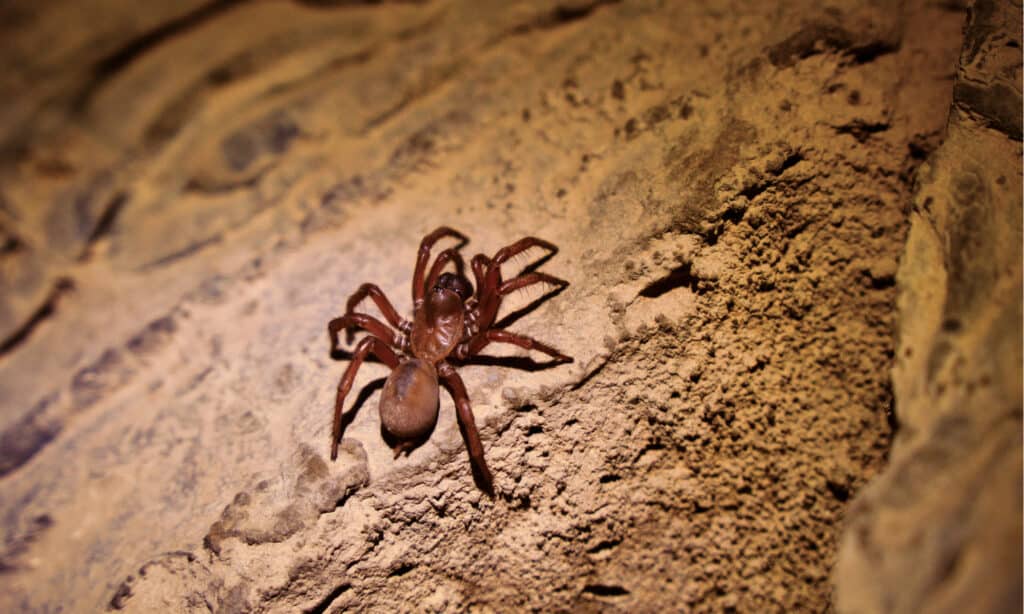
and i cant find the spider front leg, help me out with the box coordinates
[456,329,573,364]
[343,283,410,344]
[476,237,559,328]
[464,254,491,314]
[471,254,490,294]
[331,336,400,460]
[480,271,570,326]
[487,237,558,281]
[498,272,568,296]
[471,270,569,334]
[413,227,467,305]
[437,362,494,493]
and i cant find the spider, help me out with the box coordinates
[328,227,573,491]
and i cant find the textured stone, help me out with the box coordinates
[0,1,1007,613]
[835,2,1023,613]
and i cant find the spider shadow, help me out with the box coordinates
[490,282,567,332]
[451,354,566,372]
[330,348,387,362]
[513,248,557,277]
[474,244,556,292]
[333,374,436,453]
[334,376,386,443]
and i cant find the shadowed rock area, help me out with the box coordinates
[0,1,1018,612]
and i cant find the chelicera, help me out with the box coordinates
[328,227,573,491]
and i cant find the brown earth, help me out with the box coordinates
[0,1,1019,613]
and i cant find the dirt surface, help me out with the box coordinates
[0,1,1016,613]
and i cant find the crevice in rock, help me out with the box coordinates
[0,277,74,357]
[73,0,249,112]
[388,563,415,577]
[767,22,899,68]
[639,262,702,298]
[719,205,747,225]
[832,120,891,142]
[826,479,850,502]
[582,583,630,597]
[79,192,127,260]
[848,40,900,64]
[362,68,467,134]
[739,181,769,201]
[769,151,804,176]
[586,538,621,554]
[184,170,265,194]
[304,583,350,614]
[0,394,60,478]
[493,0,621,44]
[548,0,620,25]
[1,228,24,258]
[139,235,223,270]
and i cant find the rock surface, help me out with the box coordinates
[835,1,1023,613]
[0,0,1016,612]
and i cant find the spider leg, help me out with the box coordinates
[424,248,467,293]
[343,283,410,344]
[332,336,400,460]
[488,237,557,276]
[437,361,493,494]
[470,254,490,296]
[498,272,568,297]
[476,237,558,329]
[475,271,567,332]
[464,254,494,325]
[413,227,468,305]
[468,272,571,330]
[328,313,404,354]
[456,329,573,364]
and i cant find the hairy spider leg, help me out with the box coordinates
[412,227,467,305]
[498,272,569,302]
[475,237,558,329]
[424,248,467,294]
[328,313,404,354]
[470,254,490,292]
[464,254,491,312]
[343,283,409,344]
[470,271,570,331]
[437,362,494,492]
[331,336,400,460]
[455,328,573,363]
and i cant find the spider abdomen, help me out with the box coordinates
[379,358,440,440]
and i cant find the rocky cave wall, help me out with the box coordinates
[0,1,1018,613]
[836,1,1022,612]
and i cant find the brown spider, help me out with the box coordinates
[328,227,573,491]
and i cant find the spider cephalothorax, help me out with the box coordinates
[327,227,572,492]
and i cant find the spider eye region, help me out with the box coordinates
[435,272,473,301]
